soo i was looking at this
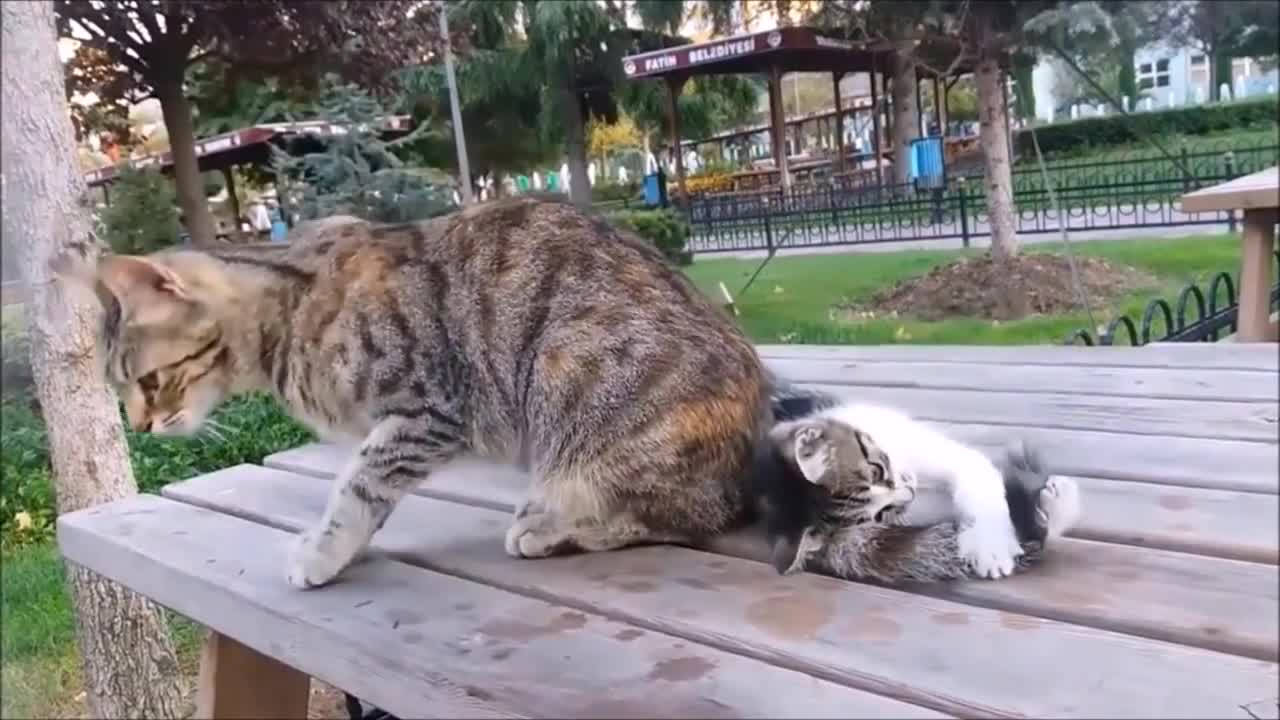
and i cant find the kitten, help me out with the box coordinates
[58,195,774,589]
[754,389,1081,581]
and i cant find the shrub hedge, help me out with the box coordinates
[606,208,693,266]
[1015,96,1280,158]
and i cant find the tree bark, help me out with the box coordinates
[562,80,593,207]
[1,3,186,718]
[974,53,1018,260]
[154,71,217,245]
[890,41,919,186]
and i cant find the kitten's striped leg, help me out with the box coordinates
[286,416,461,589]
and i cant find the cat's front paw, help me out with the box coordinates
[503,512,574,559]
[286,531,346,589]
[957,518,1024,580]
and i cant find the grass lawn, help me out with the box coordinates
[0,391,312,719]
[684,232,1244,345]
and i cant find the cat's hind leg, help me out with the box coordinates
[287,415,462,588]
[503,464,699,559]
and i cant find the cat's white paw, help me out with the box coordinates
[1037,475,1083,538]
[504,514,567,559]
[286,531,345,589]
[957,516,1023,579]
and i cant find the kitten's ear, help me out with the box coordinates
[95,255,192,325]
[768,419,822,462]
[769,536,803,575]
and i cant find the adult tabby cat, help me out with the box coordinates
[60,195,773,588]
[755,393,1082,582]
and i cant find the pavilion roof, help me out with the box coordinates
[83,116,413,187]
[620,25,999,82]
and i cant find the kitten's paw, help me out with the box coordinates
[1037,476,1083,539]
[957,518,1024,580]
[285,531,346,589]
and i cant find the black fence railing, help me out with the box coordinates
[1065,250,1280,346]
[682,142,1280,253]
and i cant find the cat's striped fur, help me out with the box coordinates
[66,195,772,588]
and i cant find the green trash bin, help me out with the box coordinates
[516,175,531,193]
[545,171,559,192]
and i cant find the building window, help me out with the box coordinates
[1191,55,1207,67]
[1138,58,1171,90]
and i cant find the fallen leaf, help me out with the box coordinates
[14,511,32,531]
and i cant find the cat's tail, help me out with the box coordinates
[998,441,1083,571]
[763,369,841,422]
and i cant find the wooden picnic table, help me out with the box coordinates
[58,343,1279,718]
[1181,165,1280,343]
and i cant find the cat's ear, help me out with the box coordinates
[768,419,822,462]
[95,255,192,325]
[769,536,803,575]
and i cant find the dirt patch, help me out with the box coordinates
[839,253,1158,322]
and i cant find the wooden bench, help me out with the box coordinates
[58,343,1280,718]
[1182,166,1280,343]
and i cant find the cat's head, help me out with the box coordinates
[768,416,916,525]
[54,251,236,436]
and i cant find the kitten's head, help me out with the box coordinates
[768,416,916,524]
[55,252,235,436]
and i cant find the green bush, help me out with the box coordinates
[1016,96,1280,158]
[591,181,640,203]
[99,166,181,254]
[607,208,692,266]
[0,392,313,548]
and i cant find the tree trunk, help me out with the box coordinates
[890,41,919,186]
[1,3,186,718]
[562,80,593,207]
[220,166,241,234]
[974,53,1019,260]
[154,72,217,245]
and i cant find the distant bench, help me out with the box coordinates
[58,343,1279,718]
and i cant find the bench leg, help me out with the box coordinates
[195,631,311,719]
[1237,208,1278,343]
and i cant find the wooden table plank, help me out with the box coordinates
[163,466,1280,719]
[765,357,1278,402]
[255,459,1279,661]
[58,494,939,720]
[800,383,1279,442]
[265,443,1280,563]
[1180,166,1279,213]
[754,343,1280,372]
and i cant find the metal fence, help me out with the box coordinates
[682,142,1280,254]
[1066,250,1280,346]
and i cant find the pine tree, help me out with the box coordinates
[271,76,457,224]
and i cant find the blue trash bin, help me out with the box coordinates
[642,170,668,208]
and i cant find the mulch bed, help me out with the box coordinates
[839,252,1159,322]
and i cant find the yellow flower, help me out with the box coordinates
[14,511,32,531]
[894,326,913,341]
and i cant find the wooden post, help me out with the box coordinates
[933,75,945,136]
[915,70,926,137]
[1237,209,1279,342]
[663,76,689,201]
[870,66,883,187]
[767,63,791,190]
[196,632,310,719]
[832,71,846,172]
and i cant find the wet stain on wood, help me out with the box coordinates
[998,612,1041,631]
[616,580,659,593]
[647,656,716,682]
[478,610,589,642]
[842,612,903,642]
[744,593,835,640]
[613,628,645,642]
[1160,494,1194,511]
[932,611,970,626]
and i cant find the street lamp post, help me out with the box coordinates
[440,4,474,205]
